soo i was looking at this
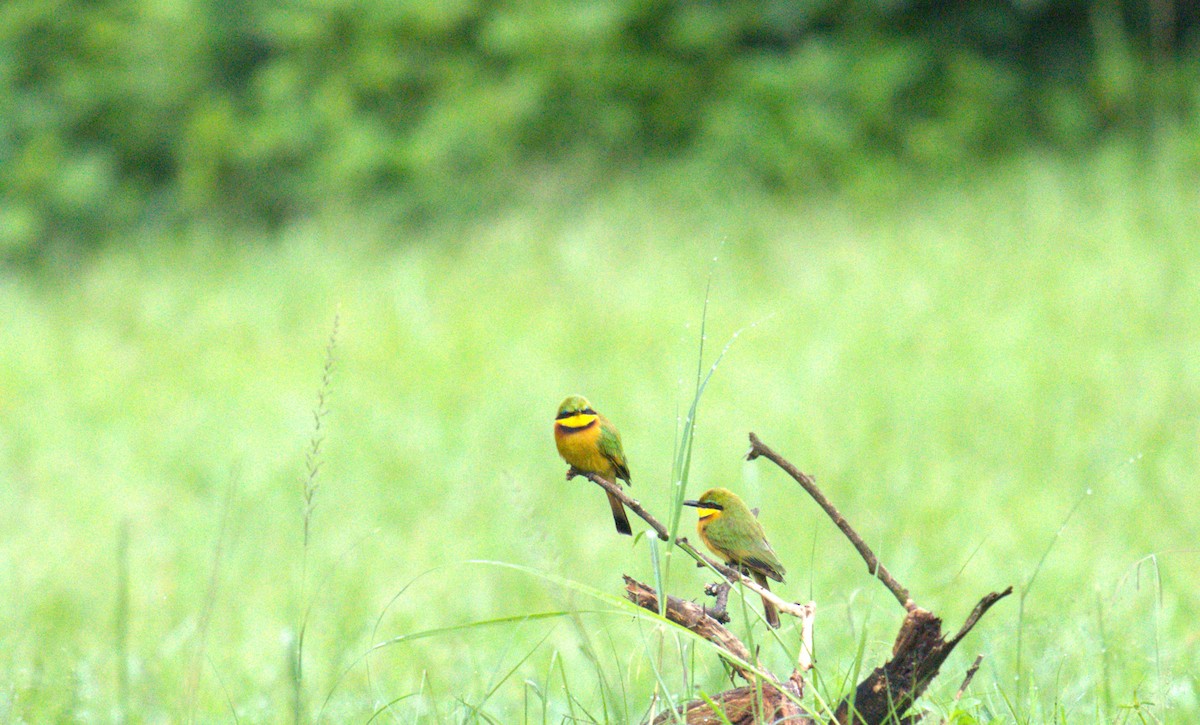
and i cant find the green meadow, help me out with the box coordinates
[2,142,1198,723]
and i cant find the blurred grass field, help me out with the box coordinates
[2,142,1198,723]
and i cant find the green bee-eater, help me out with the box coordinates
[554,395,633,535]
[684,487,786,628]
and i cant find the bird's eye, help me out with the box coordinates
[583,408,596,415]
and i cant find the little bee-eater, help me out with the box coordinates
[554,395,633,536]
[683,488,786,628]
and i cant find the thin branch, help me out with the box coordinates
[569,467,669,540]
[570,468,812,623]
[955,654,984,701]
[746,432,913,610]
[945,586,1014,649]
[782,600,818,700]
[923,654,987,725]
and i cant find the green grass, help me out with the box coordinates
[1,139,1198,722]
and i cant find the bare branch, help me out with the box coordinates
[781,601,818,702]
[955,654,984,701]
[570,469,669,540]
[746,432,913,610]
[569,468,813,624]
[571,444,1010,725]
[946,586,1013,649]
[833,591,1011,725]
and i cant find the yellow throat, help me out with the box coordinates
[557,412,598,430]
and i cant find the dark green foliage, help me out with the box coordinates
[1,0,1197,254]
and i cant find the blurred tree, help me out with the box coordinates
[0,0,1197,255]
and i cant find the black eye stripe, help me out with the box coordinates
[557,409,597,420]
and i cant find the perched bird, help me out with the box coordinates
[684,487,786,628]
[554,395,633,536]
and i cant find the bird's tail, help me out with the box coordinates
[753,571,781,629]
[607,490,632,536]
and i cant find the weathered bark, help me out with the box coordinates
[625,576,818,725]
[651,683,807,725]
[832,591,1010,724]
[623,576,756,681]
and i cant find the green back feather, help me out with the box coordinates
[598,416,630,483]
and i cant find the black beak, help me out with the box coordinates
[682,500,701,507]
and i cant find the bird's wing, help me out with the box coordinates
[743,553,786,583]
[730,523,786,583]
[598,418,631,483]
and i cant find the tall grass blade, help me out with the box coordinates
[554,654,579,724]
[114,519,130,725]
[364,693,420,725]
[207,654,241,724]
[664,278,761,591]
[564,606,620,724]
[664,277,712,582]
[1095,590,1113,720]
[1015,487,1091,705]
[649,536,666,620]
[187,473,238,723]
[477,629,554,715]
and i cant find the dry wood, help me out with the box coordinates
[831,593,1009,725]
[625,576,817,724]
[651,684,807,725]
[623,576,757,682]
[703,581,733,623]
[568,432,1010,725]
[745,433,1011,724]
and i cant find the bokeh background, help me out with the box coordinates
[2,1,1199,722]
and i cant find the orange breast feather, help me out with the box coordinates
[555,421,613,478]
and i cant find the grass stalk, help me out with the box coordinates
[1014,487,1091,707]
[114,519,130,725]
[186,473,238,723]
[1094,590,1113,720]
[295,312,340,725]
